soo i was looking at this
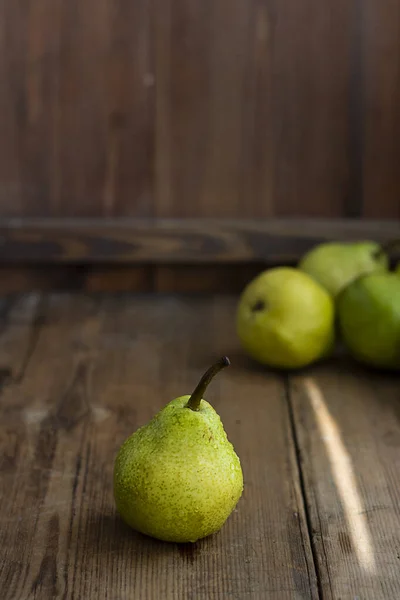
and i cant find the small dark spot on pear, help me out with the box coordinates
[251,300,265,313]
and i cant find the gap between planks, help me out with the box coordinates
[284,376,325,600]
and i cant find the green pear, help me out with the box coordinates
[236,267,335,369]
[113,357,243,543]
[299,241,388,297]
[337,272,400,370]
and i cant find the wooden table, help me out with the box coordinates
[1,293,399,600]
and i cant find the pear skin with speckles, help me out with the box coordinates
[113,361,243,543]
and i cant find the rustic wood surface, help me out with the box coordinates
[0,1,399,219]
[362,0,400,218]
[0,294,318,600]
[0,264,266,295]
[289,363,400,599]
[0,218,399,264]
[0,218,398,296]
[0,293,399,599]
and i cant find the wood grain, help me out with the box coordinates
[363,0,400,218]
[0,1,399,220]
[289,362,400,599]
[84,266,154,292]
[0,266,88,295]
[154,0,352,218]
[0,293,43,381]
[0,294,318,599]
[1,293,400,597]
[0,0,154,218]
[0,265,261,295]
[0,218,398,264]
[153,264,264,293]
[154,0,270,219]
[271,0,352,217]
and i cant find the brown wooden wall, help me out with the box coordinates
[0,0,399,221]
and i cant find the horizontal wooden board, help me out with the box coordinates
[0,264,264,295]
[0,218,398,264]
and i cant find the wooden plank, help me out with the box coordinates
[271,0,351,217]
[0,266,153,294]
[84,266,154,292]
[153,0,354,219]
[0,295,107,600]
[0,294,318,599]
[154,0,260,219]
[0,265,257,295]
[362,0,400,218]
[0,266,88,295]
[0,0,154,218]
[0,293,44,380]
[0,218,398,264]
[100,0,154,217]
[346,0,364,218]
[289,362,400,599]
[1,1,400,221]
[154,264,263,293]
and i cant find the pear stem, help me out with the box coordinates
[186,356,230,411]
[373,238,400,261]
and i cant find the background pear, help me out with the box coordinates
[113,357,243,543]
[337,272,400,370]
[299,241,388,297]
[236,267,334,369]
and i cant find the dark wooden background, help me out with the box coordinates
[0,0,399,291]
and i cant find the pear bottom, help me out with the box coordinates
[113,396,244,543]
